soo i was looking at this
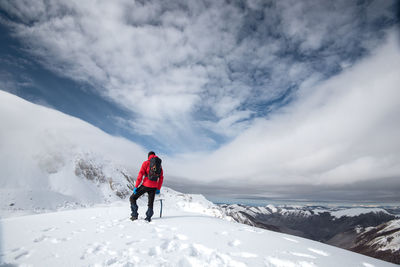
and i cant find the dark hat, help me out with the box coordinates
[148,151,155,158]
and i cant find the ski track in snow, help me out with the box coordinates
[0,203,396,267]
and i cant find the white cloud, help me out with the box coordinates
[1,0,396,152]
[167,31,400,187]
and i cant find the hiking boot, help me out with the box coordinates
[145,208,153,222]
[130,215,138,221]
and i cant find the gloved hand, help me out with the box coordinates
[156,189,160,195]
[133,187,138,194]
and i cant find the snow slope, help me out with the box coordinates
[1,200,397,267]
[0,90,146,216]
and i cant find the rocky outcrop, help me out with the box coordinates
[351,219,400,264]
[220,203,399,264]
[74,158,135,199]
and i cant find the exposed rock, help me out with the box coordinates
[220,203,399,264]
[351,219,400,264]
[74,158,135,199]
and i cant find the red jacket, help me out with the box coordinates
[135,154,164,190]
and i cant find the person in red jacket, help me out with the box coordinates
[129,151,164,222]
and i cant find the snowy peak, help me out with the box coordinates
[353,219,400,260]
[330,208,391,219]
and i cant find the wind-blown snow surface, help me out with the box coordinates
[0,194,397,267]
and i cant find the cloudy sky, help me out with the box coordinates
[1,0,399,201]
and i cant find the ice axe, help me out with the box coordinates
[156,199,164,218]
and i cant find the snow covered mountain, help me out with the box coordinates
[220,203,400,264]
[353,219,400,265]
[0,90,147,217]
[0,91,398,266]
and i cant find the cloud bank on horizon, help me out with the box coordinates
[0,0,400,194]
[168,32,400,187]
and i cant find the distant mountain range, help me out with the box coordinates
[219,203,400,264]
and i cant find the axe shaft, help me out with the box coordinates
[159,199,163,218]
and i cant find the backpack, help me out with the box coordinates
[148,157,162,181]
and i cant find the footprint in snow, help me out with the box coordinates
[148,246,162,256]
[42,227,57,232]
[83,242,108,256]
[14,250,30,260]
[308,248,330,256]
[105,257,118,265]
[33,235,48,243]
[228,239,241,247]
[71,230,82,235]
[160,239,180,252]
[125,240,140,245]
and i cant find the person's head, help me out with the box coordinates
[148,151,155,158]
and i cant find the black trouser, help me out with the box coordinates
[129,185,156,219]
